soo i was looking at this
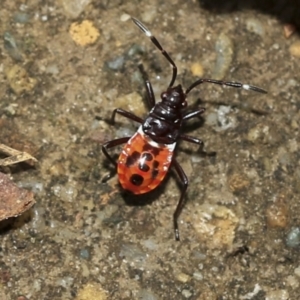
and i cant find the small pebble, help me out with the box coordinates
[182,289,193,298]
[137,289,158,300]
[283,24,296,39]
[120,13,130,22]
[106,55,125,71]
[13,12,31,24]
[265,289,289,300]
[142,239,158,250]
[140,8,157,24]
[69,20,100,46]
[191,251,206,261]
[31,206,46,231]
[58,276,74,288]
[4,32,23,61]
[193,272,203,281]
[286,275,299,289]
[278,150,291,166]
[245,18,265,37]
[127,44,145,57]
[191,204,239,249]
[289,41,300,58]
[76,283,107,300]
[61,0,92,19]
[80,248,90,260]
[49,162,66,176]
[265,195,288,228]
[46,63,59,75]
[17,296,28,300]
[5,65,37,94]
[205,112,218,127]
[212,33,233,79]
[119,243,147,264]
[18,180,44,194]
[240,284,262,299]
[176,272,190,283]
[286,227,300,248]
[197,289,217,299]
[294,266,300,277]
[228,173,250,192]
[52,183,78,202]
[247,123,269,143]
[190,62,204,77]
[215,105,235,131]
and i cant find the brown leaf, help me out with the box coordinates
[0,172,35,221]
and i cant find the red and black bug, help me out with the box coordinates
[102,17,267,241]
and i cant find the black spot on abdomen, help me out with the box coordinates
[151,160,160,179]
[153,160,159,168]
[125,151,140,167]
[142,152,153,161]
[130,174,144,186]
[142,144,161,156]
[138,162,150,172]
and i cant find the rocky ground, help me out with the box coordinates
[0,0,300,299]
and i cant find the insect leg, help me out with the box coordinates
[183,108,205,121]
[172,158,189,241]
[138,64,156,108]
[180,134,216,156]
[102,137,131,167]
[179,134,204,152]
[110,108,143,125]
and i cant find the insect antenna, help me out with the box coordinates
[185,78,267,95]
[131,17,177,88]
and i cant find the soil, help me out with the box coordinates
[1,0,300,299]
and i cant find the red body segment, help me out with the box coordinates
[117,128,175,194]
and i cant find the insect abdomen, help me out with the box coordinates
[117,128,175,194]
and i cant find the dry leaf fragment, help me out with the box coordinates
[0,143,37,166]
[0,172,35,221]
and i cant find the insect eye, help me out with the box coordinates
[161,92,168,99]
